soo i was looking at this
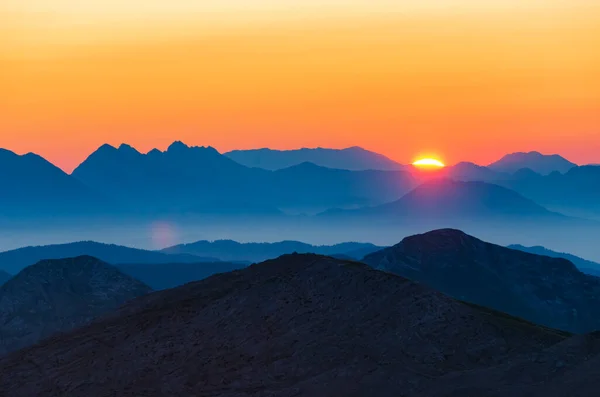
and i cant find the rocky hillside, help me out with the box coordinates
[0,256,152,356]
[0,254,570,396]
[363,229,600,333]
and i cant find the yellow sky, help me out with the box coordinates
[1,1,599,171]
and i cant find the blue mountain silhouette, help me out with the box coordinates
[320,179,561,221]
[0,241,218,274]
[72,142,417,214]
[488,151,576,175]
[0,149,113,218]
[161,239,384,262]
[224,146,406,171]
[508,244,600,276]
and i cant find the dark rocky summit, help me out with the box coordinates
[0,254,571,396]
[0,255,152,356]
[363,229,600,333]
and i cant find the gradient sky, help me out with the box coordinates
[2,1,599,172]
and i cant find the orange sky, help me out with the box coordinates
[1,1,600,172]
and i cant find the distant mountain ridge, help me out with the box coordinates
[161,239,385,262]
[508,244,600,276]
[0,256,152,356]
[363,229,600,333]
[0,241,218,274]
[224,146,406,171]
[321,179,562,222]
[488,151,576,175]
[0,149,113,218]
[71,142,416,214]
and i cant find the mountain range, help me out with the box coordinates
[0,241,218,274]
[363,229,600,333]
[0,253,573,396]
[488,151,577,175]
[0,256,152,356]
[161,239,384,262]
[224,146,407,171]
[3,143,594,222]
[70,142,416,214]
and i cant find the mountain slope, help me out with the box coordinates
[488,151,576,175]
[0,256,152,356]
[0,254,568,396]
[224,146,405,171]
[161,239,384,262]
[0,271,11,286]
[508,244,600,275]
[116,261,247,290]
[363,229,600,333]
[0,241,218,274]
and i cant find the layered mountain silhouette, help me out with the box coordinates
[71,142,278,214]
[225,146,406,171]
[0,254,571,396]
[0,256,152,356]
[72,142,416,214]
[0,241,218,274]
[508,244,600,276]
[115,261,247,290]
[0,149,113,219]
[363,229,600,333]
[161,239,384,262]
[488,151,576,175]
[499,165,600,216]
[444,161,509,182]
[322,179,562,222]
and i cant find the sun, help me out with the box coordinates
[412,158,445,168]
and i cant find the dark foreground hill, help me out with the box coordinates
[0,256,152,356]
[363,229,600,333]
[0,241,217,274]
[0,254,571,396]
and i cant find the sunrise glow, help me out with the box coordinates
[412,158,446,168]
